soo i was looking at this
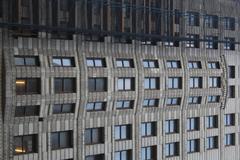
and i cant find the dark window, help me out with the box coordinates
[224,114,235,126]
[88,78,107,92]
[14,56,39,66]
[206,136,218,149]
[187,139,200,153]
[116,100,134,109]
[188,96,202,104]
[188,61,201,69]
[225,133,235,146]
[52,104,75,114]
[116,59,134,68]
[54,78,76,93]
[15,105,40,117]
[228,86,235,98]
[85,154,105,160]
[228,66,235,78]
[115,150,132,160]
[141,146,157,160]
[14,134,38,154]
[52,57,75,67]
[224,38,235,50]
[175,9,180,24]
[189,77,202,88]
[115,124,131,140]
[141,122,157,137]
[204,15,218,28]
[168,77,182,89]
[187,117,200,131]
[51,131,73,150]
[223,17,235,30]
[205,36,218,49]
[144,77,160,90]
[166,98,181,105]
[186,34,199,48]
[208,77,221,88]
[85,127,104,145]
[16,78,40,95]
[117,78,135,91]
[208,95,220,103]
[165,119,179,134]
[187,12,199,26]
[208,62,220,69]
[143,60,158,68]
[86,102,106,111]
[165,142,179,157]
[166,60,181,68]
[86,58,106,67]
[206,115,218,129]
[143,99,159,108]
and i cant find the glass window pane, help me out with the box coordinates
[117,79,124,90]
[125,79,131,90]
[62,104,73,113]
[123,60,130,67]
[115,126,120,140]
[15,57,25,65]
[95,59,102,67]
[87,59,94,67]
[64,79,74,92]
[116,61,122,67]
[51,133,59,149]
[54,79,62,93]
[25,57,36,66]
[86,103,94,110]
[53,58,62,66]
[62,58,71,66]
[144,79,150,89]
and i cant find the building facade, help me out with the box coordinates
[0,0,240,160]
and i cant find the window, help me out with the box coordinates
[85,154,105,160]
[166,60,181,68]
[188,61,201,69]
[165,142,179,157]
[14,56,39,66]
[85,128,104,145]
[14,134,38,154]
[141,122,157,137]
[187,117,200,131]
[15,105,40,117]
[223,17,235,30]
[52,57,75,67]
[116,100,134,109]
[88,78,107,92]
[115,150,132,160]
[225,133,235,146]
[86,58,106,67]
[116,59,134,68]
[207,95,220,103]
[224,38,235,50]
[168,77,182,89]
[144,77,159,90]
[224,114,235,126]
[51,131,73,150]
[206,136,218,150]
[189,77,202,88]
[188,96,202,104]
[143,99,159,108]
[205,36,218,49]
[208,62,220,69]
[187,12,199,26]
[205,115,218,129]
[143,60,158,68]
[141,146,157,160]
[228,86,235,98]
[117,78,135,91]
[166,98,181,105]
[187,139,200,153]
[52,104,75,114]
[208,77,221,88]
[115,124,131,140]
[16,78,40,95]
[228,66,235,78]
[204,15,218,28]
[86,102,106,111]
[54,78,76,93]
[165,119,179,134]
[186,34,199,48]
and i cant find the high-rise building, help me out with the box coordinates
[0,0,240,160]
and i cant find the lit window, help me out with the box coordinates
[224,37,235,50]
[186,34,199,48]
[205,36,218,49]
[14,134,38,154]
[16,78,40,95]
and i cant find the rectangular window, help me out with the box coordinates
[208,77,221,88]
[143,99,159,108]
[52,104,75,114]
[54,78,76,93]
[223,17,235,30]
[14,134,38,154]
[205,36,218,49]
[166,97,181,105]
[86,102,106,111]
[115,124,131,140]
[85,154,105,160]
[52,57,75,67]
[168,77,182,89]
[86,58,106,67]
[189,77,202,88]
[224,38,235,50]
[144,77,159,90]
[225,133,235,146]
[228,86,235,98]
[187,12,199,26]
[188,61,201,69]
[204,15,218,28]
[51,131,73,150]
[188,96,202,104]
[116,100,134,109]
[224,114,235,126]
[165,119,179,134]
[165,142,179,157]
[117,78,135,91]
[15,105,40,117]
[205,115,218,129]
[115,150,132,160]
[228,66,235,78]
[16,78,41,95]
[141,146,157,160]
[14,56,39,66]
[143,60,158,68]
[141,122,157,137]
[116,59,134,68]
[208,95,220,103]
[85,127,104,145]
[88,77,107,92]
[166,60,181,69]
[206,136,218,150]
[208,62,220,69]
[187,117,200,131]
[187,139,200,153]
[186,34,199,48]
